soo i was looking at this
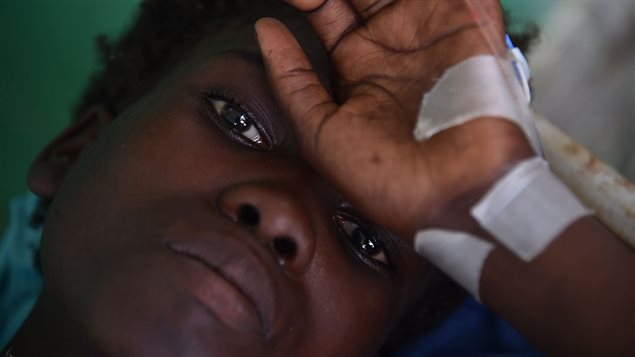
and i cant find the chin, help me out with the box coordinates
[72,257,272,357]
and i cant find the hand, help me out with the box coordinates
[255,0,533,238]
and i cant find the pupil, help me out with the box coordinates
[353,227,379,255]
[222,105,251,131]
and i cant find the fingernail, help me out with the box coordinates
[253,20,261,40]
[254,17,285,41]
[253,17,271,40]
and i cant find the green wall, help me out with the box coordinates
[502,0,554,32]
[0,1,140,231]
[0,0,551,232]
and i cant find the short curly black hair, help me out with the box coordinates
[74,0,304,119]
[74,1,538,354]
[75,0,537,121]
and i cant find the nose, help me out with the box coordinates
[217,181,317,274]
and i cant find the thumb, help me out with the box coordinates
[254,17,337,154]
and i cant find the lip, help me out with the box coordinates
[165,229,280,339]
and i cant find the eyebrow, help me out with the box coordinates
[217,49,265,68]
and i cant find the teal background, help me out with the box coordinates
[0,1,140,231]
[502,0,554,33]
[0,0,551,232]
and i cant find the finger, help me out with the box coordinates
[255,17,338,151]
[349,0,394,20]
[282,0,324,12]
[284,0,361,53]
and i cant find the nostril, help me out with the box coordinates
[237,204,260,226]
[272,237,297,262]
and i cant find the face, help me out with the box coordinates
[37,14,428,357]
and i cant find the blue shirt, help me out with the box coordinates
[0,193,43,349]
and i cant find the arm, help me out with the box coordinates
[481,215,635,355]
[255,0,635,354]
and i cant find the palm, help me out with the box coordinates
[256,0,522,238]
[333,2,497,110]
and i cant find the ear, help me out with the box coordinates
[28,105,113,198]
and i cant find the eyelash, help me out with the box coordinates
[201,90,272,150]
[334,212,397,276]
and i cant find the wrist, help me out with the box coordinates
[424,117,535,234]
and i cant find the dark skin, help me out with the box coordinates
[11,12,428,357]
[256,0,635,355]
[9,0,635,355]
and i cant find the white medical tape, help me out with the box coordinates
[414,55,540,151]
[471,157,591,261]
[414,229,494,301]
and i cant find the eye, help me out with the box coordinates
[335,214,390,269]
[208,97,267,148]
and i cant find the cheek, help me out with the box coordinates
[297,242,402,355]
[88,108,237,211]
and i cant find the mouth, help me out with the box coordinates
[166,232,279,339]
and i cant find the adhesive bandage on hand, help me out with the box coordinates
[411,42,587,299]
[414,53,540,153]
[471,157,591,261]
[414,229,493,301]
[415,158,590,300]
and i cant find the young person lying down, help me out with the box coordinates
[2,0,634,355]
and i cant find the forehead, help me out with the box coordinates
[180,11,331,89]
